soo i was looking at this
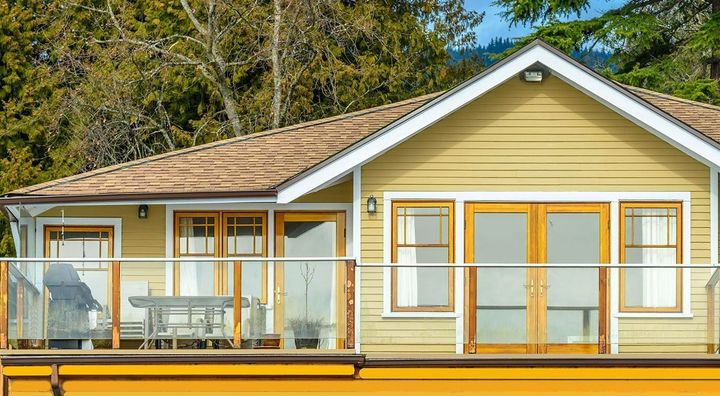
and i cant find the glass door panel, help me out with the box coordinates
[467,204,535,353]
[275,213,346,350]
[540,205,607,354]
[466,203,608,355]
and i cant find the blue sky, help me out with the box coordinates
[465,0,627,45]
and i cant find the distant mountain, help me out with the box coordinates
[451,37,613,70]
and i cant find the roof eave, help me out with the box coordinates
[0,190,278,207]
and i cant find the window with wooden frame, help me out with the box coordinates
[223,212,268,303]
[391,201,454,312]
[173,212,268,301]
[620,202,682,313]
[44,226,114,316]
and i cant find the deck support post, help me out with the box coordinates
[111,261,120,349]
[346,259,355,349]
[233,260,242,348]
[0,261,8,349]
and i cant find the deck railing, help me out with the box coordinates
[0,257,356,350]
[1,258,719,353]
[357,262,719,354]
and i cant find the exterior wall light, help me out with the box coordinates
[138,204,149,219]
[522,70,544,82]
[367,195,377,214]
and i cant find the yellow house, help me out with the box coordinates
[2,40,720,395]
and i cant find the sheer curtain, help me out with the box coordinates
[179,226,212,296]
[396,215,418,307]
[640,215,676,307]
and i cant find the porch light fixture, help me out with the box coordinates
[522,70,544,82]
[138,204,149,219]
[367,195,377,214]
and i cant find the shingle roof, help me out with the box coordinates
[3,78,720,203]
[623,85,720,143]
[6,93,439,200]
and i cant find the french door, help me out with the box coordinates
[274,212,346,349]
[466,203,609,354]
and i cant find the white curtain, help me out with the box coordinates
[179,226,212,296]
[396,215,418,307]
[640,216,676,307]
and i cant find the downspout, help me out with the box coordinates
[50,364,62,396]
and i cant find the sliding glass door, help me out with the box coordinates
[466,203,608,354]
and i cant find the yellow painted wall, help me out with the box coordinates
[294,180,353,203]
[360,76,712,353]
[39,205,167,296]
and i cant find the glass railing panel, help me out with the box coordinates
[8,260,112,349]
[120,260,236,349]
[116,259,348,350]
[278,260,347,350]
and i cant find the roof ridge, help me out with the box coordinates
[13,93,441,195]
[623,85,720,112]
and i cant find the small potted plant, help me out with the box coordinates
[289,262,323,349]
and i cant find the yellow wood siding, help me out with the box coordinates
[294,180,352,203]
[39,205,167,296]
[360,76,711,354]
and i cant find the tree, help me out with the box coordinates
[494,0,720,104]
[0,0,484,255]
[79,0,483,134]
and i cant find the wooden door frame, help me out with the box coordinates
[464,203,610,355]
[537,203,610,354]
[274,211,347,349]
[464,203,538,354]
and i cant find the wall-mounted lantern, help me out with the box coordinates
[138,204,149,219]
[367,195,377,214]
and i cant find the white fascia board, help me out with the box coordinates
[276,44,720,203]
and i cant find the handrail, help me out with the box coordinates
[0,257,356,263]
[0,258,714,268]
[362,262,717,268]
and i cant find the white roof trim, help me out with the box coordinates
[277,41,720,204]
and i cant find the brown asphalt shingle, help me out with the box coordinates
[8,93,440,197]
[4,83,720,201]
[624,86,720,143]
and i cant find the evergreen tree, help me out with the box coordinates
[494,0,720,104]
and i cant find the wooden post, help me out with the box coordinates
[707,284,715,354]
[345,259,355,349]
[111,261,120,349]
[0,261,8,349]
[233,261,242,348]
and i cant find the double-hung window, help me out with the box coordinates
[391,201,454,312]
[620,203,682,312]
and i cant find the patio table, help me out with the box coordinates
[128,295,249,349]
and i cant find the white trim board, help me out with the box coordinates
[35,217,123,260]
[276,41,720,204]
